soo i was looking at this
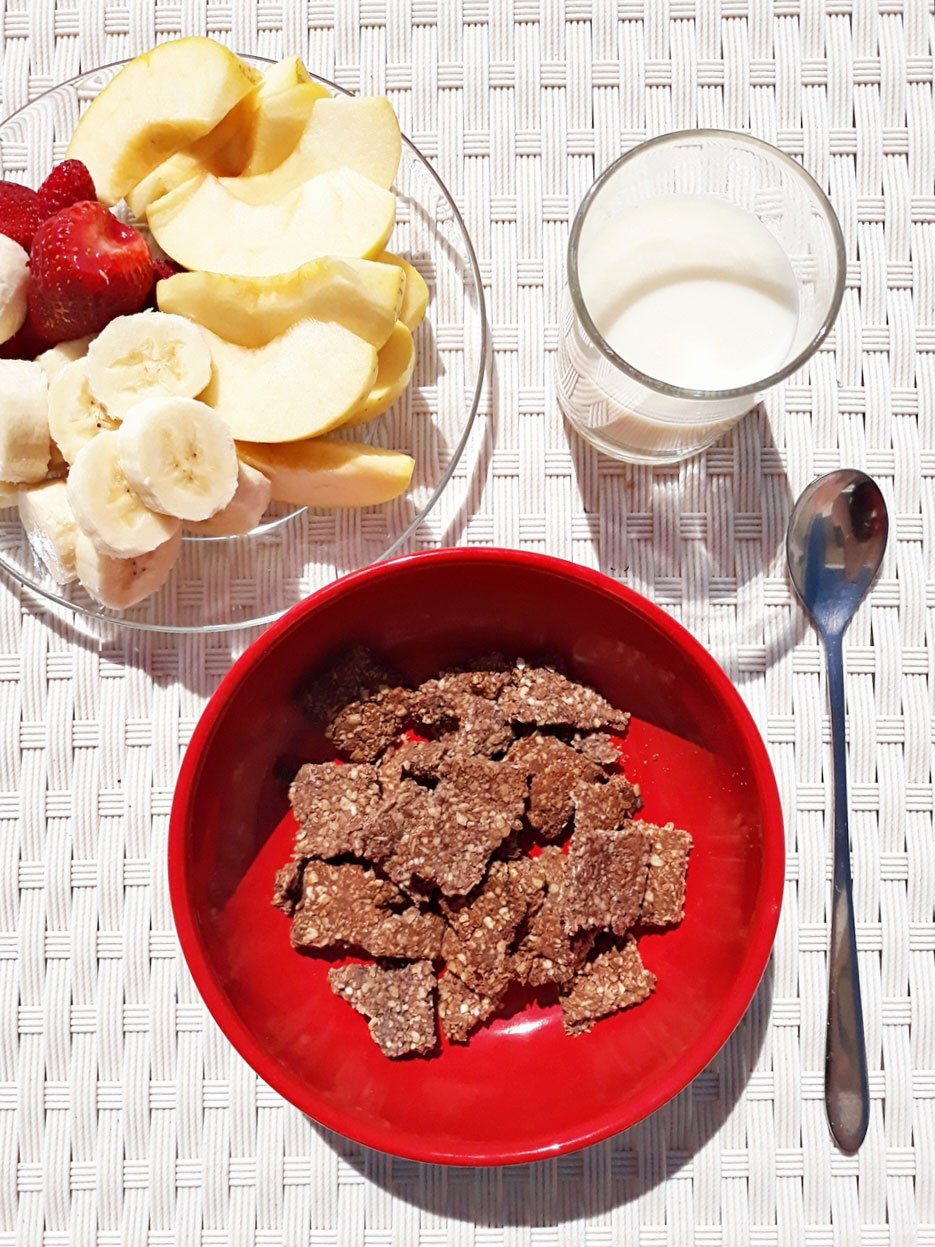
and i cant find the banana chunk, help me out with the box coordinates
[18,479,79,584]
[0,235,30,345]
[86,311,212,418]
[185,460,271,536]
[48,360,120,465]
[35,336,94,383]
[75,529,182,610]
[117,397,238,522]
[66,430,180,558]
[0,360,50,484]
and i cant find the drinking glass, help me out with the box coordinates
[556,130,845,464]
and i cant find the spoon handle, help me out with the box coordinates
[824,633,870,1152]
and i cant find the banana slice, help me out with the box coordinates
[18,479,79,584]
[0,360,50,484]
[35,335,94,383]
[0,235,29,345]
[185,461,271,536]
[66,430,180,558]
[46,442,69,481]
[75,529,182,610]
[117,396,238,522]
[85,311,212,418]
[48,360,120,465]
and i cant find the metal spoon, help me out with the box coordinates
[787,469,888,1153]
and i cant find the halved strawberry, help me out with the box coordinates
[28,201,154,344]
[37,160,97,218]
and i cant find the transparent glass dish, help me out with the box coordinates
[0,58,487,633]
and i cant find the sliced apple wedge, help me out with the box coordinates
[252,54,311,92]
[127,152,203,220]
[342,323,415,427]
[147,168,396,277]
[237,438,413,507]
[241,81,326,174]
[379,253,430,331]
[198,320,378,442]
[157,258,403,349]
[126,65,325,219]
[224,96,402,204]
[66,37,260,205]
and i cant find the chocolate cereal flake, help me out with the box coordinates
[290,860,443,959]
[499,663,630,733]
[639,821,693,926]
[507,734,601,838]
[560,938,656,1036]
[409,672,515,757]
[438,971,503,1044]
[328,960,437,1058]
[366,757,526,897]
[571,773,642,836]
[440,860,529,995]
[404,683,460,734]
[327,686,415,763]
[510,848,593,986]
[378,736,450,787]
[563,826,650,937]
[436,658,514,700]
[299,645,397,728]
[442,693,514,757]
[572,731,623,768]
[289,761,383,858]
[271,860,304,916]
[525,739,602,840]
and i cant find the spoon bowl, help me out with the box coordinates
[787,470,888,638]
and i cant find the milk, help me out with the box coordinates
[558,195,801,461]
[578,196,799,391]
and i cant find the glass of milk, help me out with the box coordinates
[556,130,845,463]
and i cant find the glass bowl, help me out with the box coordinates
[0,58,487,633]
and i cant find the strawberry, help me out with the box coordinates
[37,160,96,218]
[143,256,184,309]
[0,310,52,361]
[152,257,183,283]
[28,201,154,344]
[0,181,42,251]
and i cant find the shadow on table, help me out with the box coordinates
[567,402,807,682]
[317,960,774,1224]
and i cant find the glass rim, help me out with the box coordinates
[0,54,489,635]
[566,128,847,403]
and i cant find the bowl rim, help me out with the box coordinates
[0,55,488,635]
[168,547,785,1165]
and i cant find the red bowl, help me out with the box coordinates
[169,548,784,1165]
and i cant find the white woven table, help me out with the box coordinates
[1,1,933,1242]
